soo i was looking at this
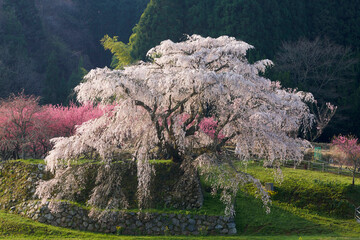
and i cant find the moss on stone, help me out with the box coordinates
[0,161,50,209]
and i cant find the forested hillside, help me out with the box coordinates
[118,0,360,141]
[0,0,148,104]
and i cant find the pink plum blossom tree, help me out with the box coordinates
[0,93,44,159]
[0,94,113,159]
[44,103,115,137]
[332,135,360,185]
[38,35,330,215]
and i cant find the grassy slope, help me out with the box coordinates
[1,161,360,239]
[243,162,360,218]
[234,162,360,237]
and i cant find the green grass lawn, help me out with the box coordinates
[1,160,360,239]
[242,162,360,218]
[233,162,360,238]
[0,208,359,240]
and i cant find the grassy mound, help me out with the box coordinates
[243,162,360,218]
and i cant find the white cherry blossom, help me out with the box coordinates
[40,35,318,215]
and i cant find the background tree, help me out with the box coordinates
[0,4,43,98]
[0,93,113,160]
[129,0,185,60]
[273,38,357,101]
[270,37,357,141]
[66,58,88,102]
[126,0,360,61]
[0,93,43,159]
[332,135,360,186]
[39,36,321,216]
[43,51,67,104]
[75,0,149,66]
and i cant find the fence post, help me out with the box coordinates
[322,163,325,172]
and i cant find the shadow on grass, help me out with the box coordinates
[235,192,337,237]
[344,184,360,206]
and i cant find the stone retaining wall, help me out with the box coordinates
[14,200,237,235]
[0,162,49,209]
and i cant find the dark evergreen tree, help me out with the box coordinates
[66,58,88,102]
[130,0,185,60]
[43,51,67,104]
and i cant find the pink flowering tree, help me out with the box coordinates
[38,35,328,215]
[44,103,115,137]
[332,135,360,185]
[0,93,44,159]
[0,93,113,160]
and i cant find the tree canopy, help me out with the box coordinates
[39,35,322,215]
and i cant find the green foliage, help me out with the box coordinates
[126,0,360,62]
[129,0,185,60]
[101,35,133,69]
[74,0,149,66]
[43,51,67,104]
[67,58,88,102]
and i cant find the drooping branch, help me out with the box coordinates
[134,100,153,114]
[184,102,205,137]
[165,91,198,118]
[215,132,238,152]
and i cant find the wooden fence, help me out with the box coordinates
[282,159,360,178]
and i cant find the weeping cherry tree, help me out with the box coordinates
[37,35,322,216]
